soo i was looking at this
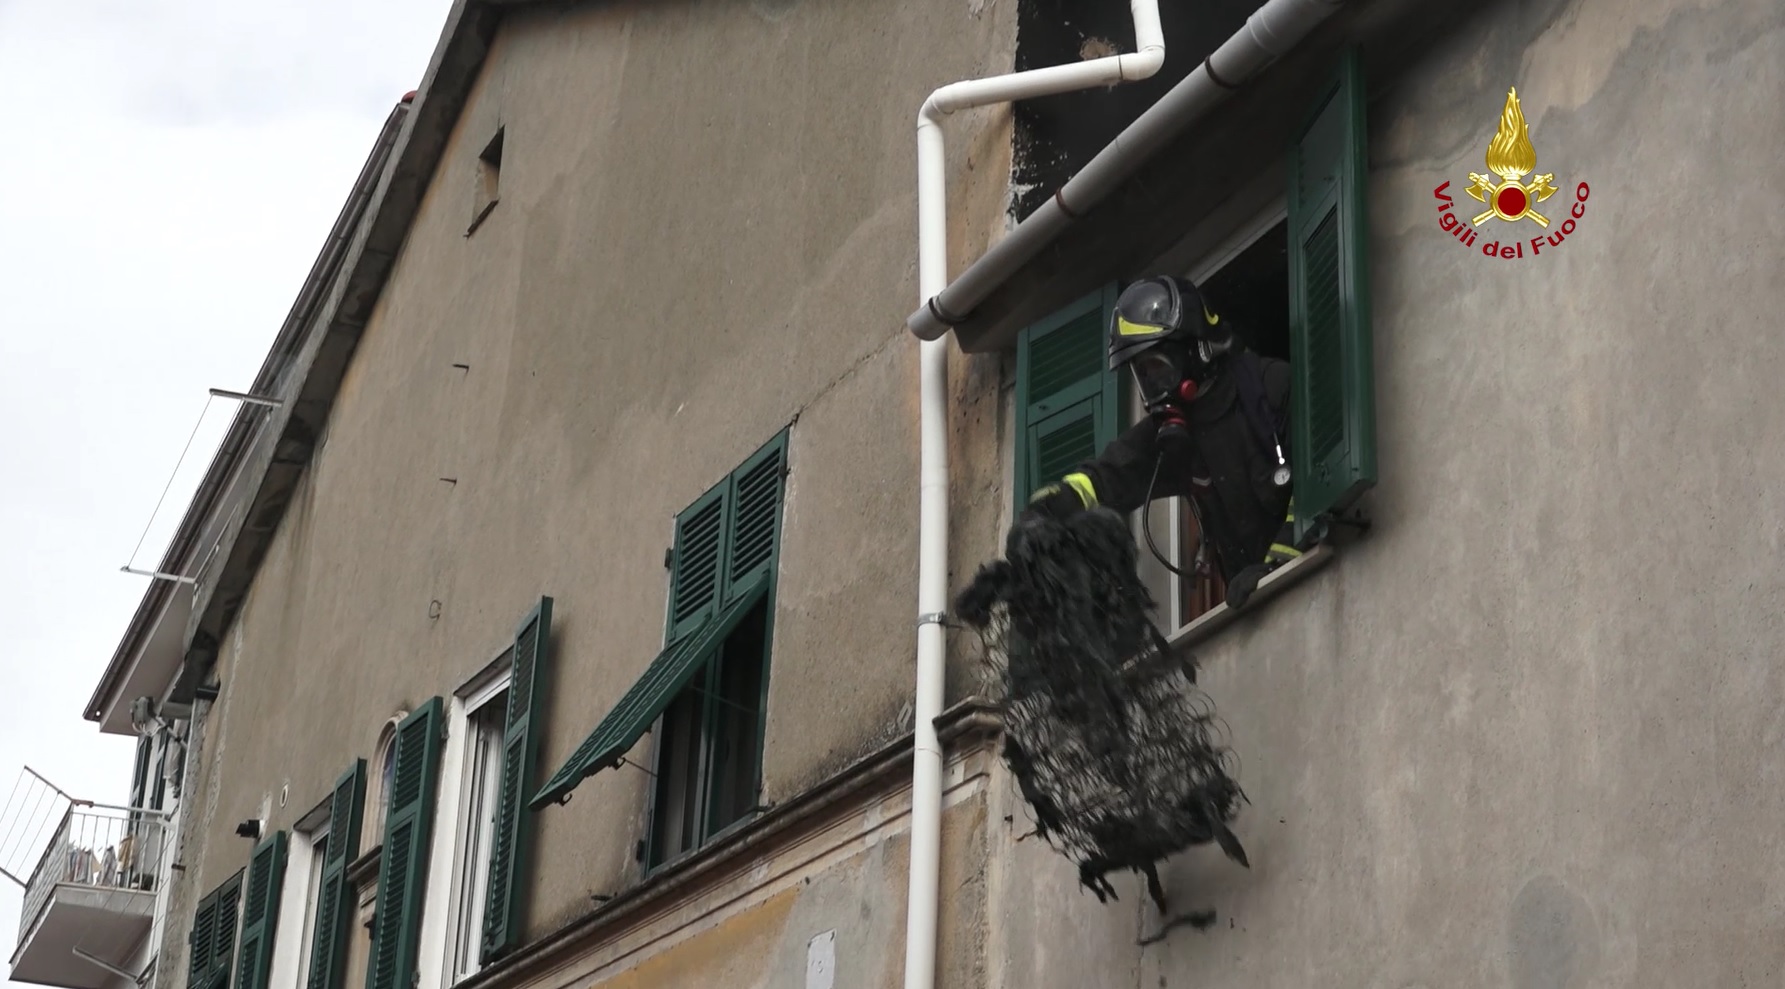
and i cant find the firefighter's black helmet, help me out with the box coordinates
[1107,276,1229,371]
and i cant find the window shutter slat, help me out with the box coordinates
[668,488,727,640]
[1288,48,1376,538]
[723,434,786,602]
[1015,285,1121,511]
[366,699,444,989]
[480,597,553,964]
[305,761,366,989]
[235,833,288,989]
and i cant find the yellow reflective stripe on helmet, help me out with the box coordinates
[1203,303,1220,326]
[1061,472,1098,509]
[1116,315,1162,337]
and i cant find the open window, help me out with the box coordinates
[264,792,333,989]
[1135,212,1292,631]
[530,433,786,871]
[1013,51,1376,641]
[443,670,509,985]
[1143,51,1375,637]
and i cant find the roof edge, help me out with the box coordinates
[168,0,508,704]
[85,0,524,722]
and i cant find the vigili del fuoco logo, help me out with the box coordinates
[1433,86,1590,259]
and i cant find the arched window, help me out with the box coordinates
[366,713,406,849]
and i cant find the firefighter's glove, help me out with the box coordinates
[1021,475,1093,526]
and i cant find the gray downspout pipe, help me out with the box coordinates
[906,0,1347,341]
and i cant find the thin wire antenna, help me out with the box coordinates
[126,394,216,572]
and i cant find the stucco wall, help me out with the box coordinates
[981,1,1785,987]
[169,0,1016,965]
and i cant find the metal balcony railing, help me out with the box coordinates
[16,805,166,943]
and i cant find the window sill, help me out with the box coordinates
[1165,543,1333,650]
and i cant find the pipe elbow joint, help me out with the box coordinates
[1118,46,1166,81]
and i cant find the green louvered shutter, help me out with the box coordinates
[187,888,219,989]
[1014,285,1121,512]
[1288,48,1376,540]
[235,833,288,989]
[366,699,444,989]
[207,871,244,989]
[667,486,727,643]
[305,762,366,989]
[480,598,553,964]
[723,433,786,602]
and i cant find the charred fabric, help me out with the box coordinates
[955,505,1249,910]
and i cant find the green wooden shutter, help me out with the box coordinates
[667,486,727,642]
[1288,48,1376,539]
[305,762,366,989]
[207,871,245,989]
[722,432,786,602]
[1014,285,1121,512]
[235,833,289,989]
[366,699,445,989]
[480,598,553,964]
[187,888,219,989]
[531,431,789,811]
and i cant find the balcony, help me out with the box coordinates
[9,806,165,989]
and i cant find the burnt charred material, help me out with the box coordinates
[955,507,1250,904]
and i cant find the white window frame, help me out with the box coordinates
[1134,198,1288,636]
[417,654,512,989]
[266,806,330,989]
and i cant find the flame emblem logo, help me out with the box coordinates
[1464,87,1560,226]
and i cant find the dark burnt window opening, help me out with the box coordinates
[1010,0,1264,221]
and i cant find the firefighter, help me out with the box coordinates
[1021,275,1304,609]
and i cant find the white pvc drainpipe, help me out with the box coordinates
[904,5,1164,989]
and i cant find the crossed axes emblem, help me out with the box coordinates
[1465,170,1560,227]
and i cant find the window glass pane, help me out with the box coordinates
[294,829,328,989]
[649,689,706,867]
[705,604,768,836]
[450,695,507,983]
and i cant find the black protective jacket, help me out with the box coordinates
[1067,351,1293,582]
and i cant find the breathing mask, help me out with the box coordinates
[1108,277,1233,449]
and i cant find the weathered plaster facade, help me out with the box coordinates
[112,0,1785,988]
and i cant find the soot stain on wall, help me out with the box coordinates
[1009,0,1264,222]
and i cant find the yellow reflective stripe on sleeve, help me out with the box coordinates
[1062,472,1099,509]
[1268,543,1302,560]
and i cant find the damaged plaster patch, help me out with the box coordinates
[1079,36,1118,60]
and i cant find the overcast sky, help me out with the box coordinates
[0,0,451,968]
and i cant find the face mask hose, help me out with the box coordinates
[1141,450,1193,579]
